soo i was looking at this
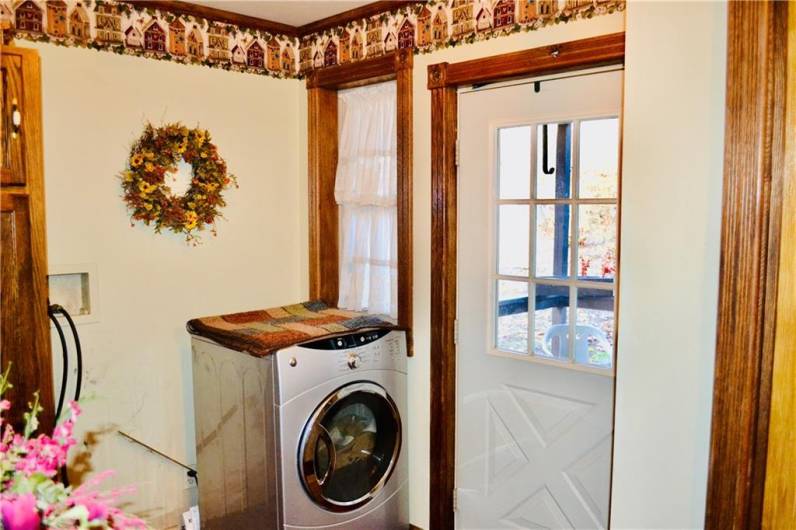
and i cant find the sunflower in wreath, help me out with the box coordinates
[121,122,237,243]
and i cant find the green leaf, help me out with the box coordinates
[0,362,13,397]
[47,504,90,527]
[23,391,42,438]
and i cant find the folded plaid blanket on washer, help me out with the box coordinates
[186,300,398,357]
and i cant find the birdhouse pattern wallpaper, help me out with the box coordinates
[4,0,625,80]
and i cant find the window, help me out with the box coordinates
[335,81,397,318]
[306,50,413,345]
[494,117,620,369]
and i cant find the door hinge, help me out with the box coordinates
[453,318,459,345]
[455,138,460,166]
[452,488,458,512]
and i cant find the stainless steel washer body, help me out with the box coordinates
[192,330,408,529]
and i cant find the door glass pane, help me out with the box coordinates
[498,205,529,276]
[579,118,619,199]
[536,122,572,199]
[535,204,570,279]
[533,284,570,359]
[575,287,615,367]
[578,204,617,280]
[498,126,531,199]
[496,280,528,353]
[317,390,399,504]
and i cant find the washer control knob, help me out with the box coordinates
[347,354,360,369]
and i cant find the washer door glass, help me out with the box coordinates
[299,381,401,512]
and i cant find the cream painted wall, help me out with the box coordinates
[407,14,626,528]
[29,42,304,528]
[611,2,726,528]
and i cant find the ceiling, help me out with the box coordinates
[189,1,374,27]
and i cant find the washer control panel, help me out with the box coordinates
[329,331,405,373]
[275,330,407,404]
[301,329,390,351]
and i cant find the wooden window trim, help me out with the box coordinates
[427,33,625,530]
[705,3,790,529]
[306,49,414,351]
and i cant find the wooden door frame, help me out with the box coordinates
[426,33,625,530]
[761,4,796,526]
[705,2,790,529]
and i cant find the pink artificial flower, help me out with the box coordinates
[84,499,109,522]
[0,493,40,530]
[68,472,147,529]
[66,401,82,418]
[0,381,146,529]
[14,434,67,477]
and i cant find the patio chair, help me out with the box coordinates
[543,324,611,365]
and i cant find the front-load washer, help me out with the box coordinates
[191,328,408,529]
[277,329,408,529]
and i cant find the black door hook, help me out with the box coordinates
[542,124,555,175]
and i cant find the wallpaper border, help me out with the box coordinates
[4,0,625,80]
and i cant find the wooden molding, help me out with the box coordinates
[307,50,412,89]
[297,2,416,37]
[396,49,414,353]
[395,48,414,72]
[426,62,448,89]
[428,82,457,530]
[762,5,796,526]
[307,87,339,306]
[306,49,414,345]
[125,1,420,40]
[126,0,298,37]
[427,33,625,529]
[705,3,789,529]
[428,32,624,89]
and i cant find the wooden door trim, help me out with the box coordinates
[762,4,796,526]
[306,50,414,347]
[705,3,789,529]
[427,33,625,530]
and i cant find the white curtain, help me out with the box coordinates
[335,81,397,318]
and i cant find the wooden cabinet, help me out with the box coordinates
[1,43,54,430]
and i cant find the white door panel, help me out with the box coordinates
[456,70,623,530]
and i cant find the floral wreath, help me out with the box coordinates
[121,123,237,243]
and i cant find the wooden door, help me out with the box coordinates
[1,43,54,430]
